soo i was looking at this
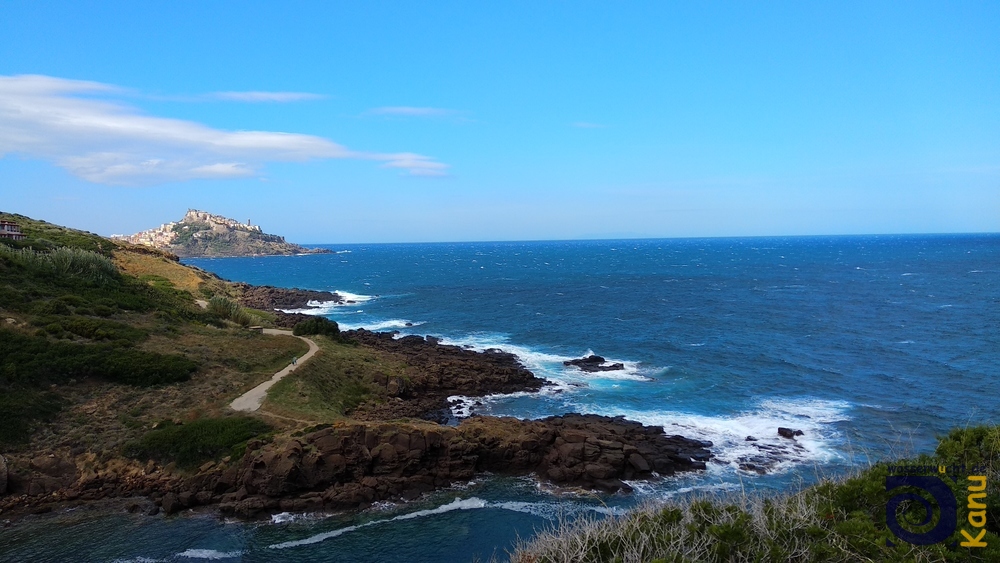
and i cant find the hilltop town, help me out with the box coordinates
[113,209,330,258]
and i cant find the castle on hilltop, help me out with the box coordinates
[112,209,264,248]
[182,209,262,234]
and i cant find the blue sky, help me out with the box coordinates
[1,2,997,243]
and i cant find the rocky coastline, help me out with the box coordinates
[234,282,344,327]
[0,414,712,520]
[0,330,715,522]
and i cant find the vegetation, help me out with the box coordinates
[510,426,1000,563]
[0,213,210,448]
[170,221,211,245]
[264,338,406,420]
[293,316,341,339]
[0,245,119,285]
[123,416,270,469]
[208,295,254,327]
[0,212,114,255]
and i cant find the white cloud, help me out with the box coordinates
[210,91,326,102]
[0,74,448,185]
[368,106,458,117]
[377,152,450,177]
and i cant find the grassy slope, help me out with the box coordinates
[262,337,407,422]
[511,426,1000,562]
[0,211,307,470]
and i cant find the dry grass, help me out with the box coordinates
[113,248,225,295]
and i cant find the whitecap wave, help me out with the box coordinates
[437,335,651,384]
[270,511,330,524]
[622,480,742,499]
[578,397,852,474]
[278,290,375,315]
[268,496,632,551]
[337,319,425,331]
[176,549,244,559]
[269,497,488,550]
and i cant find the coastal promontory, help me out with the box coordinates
[112,209,330,258]
[0,211,713,521]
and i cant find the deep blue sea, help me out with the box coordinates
[3,235,998,562]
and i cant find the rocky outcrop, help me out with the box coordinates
[563,355,625,372]
[736,430,808,474]
[0,455,7,495]
[0,415,713,519]
[777,427,804,439]
[207,414,711,517]
[235,283,343,311]
[345,331,546,421]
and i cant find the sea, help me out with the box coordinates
[2,234,997,562]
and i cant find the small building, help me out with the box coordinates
[0,221,26,240]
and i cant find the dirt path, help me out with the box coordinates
[230,329,319,412]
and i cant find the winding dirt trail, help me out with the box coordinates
[230,329,318,412]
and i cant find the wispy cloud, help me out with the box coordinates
[210,91,326,103]
[368,106,458,117]
[0,75,448,185]
[572,122,605,129]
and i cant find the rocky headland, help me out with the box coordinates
[0,329,716,521]
[345,329,545,422]
[0,212,718,522]
[233,282,343,327]
[112,209,331,258]
[0,414,712,519]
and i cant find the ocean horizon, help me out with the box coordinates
[3,233,997,562]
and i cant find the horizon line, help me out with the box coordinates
[280,230,999,248]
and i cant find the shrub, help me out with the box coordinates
[293,316,341,339]
[0,387,62,448]
[510,426,1000,563]
[208,295,253,327]
[0,245,118,285]
[0,328,197,387]
[123,416,270,469]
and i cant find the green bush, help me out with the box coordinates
[208,295,253,327]
[293,316,341,339]
[0,328,197,387]
[0,245,118,286]
[511,426,1000,563]
[0,387,63,449]
[123,416,270,468]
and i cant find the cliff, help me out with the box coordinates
[113,209,330,257]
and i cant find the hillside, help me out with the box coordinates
[113,209,331,257]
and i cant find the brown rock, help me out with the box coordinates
[161,492,181,515]
[627,453,650,472]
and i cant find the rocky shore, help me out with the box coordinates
[0,330,716,522]
[346,329,545,422]
[0,415,712,519]
[234,283,343,327]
